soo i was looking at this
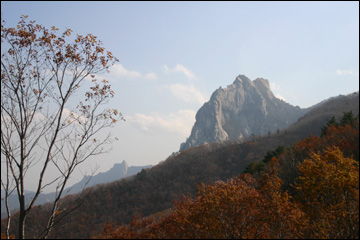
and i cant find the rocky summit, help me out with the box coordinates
[180,75,308,151]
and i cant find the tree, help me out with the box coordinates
[294,147,359,238]
[1,15,121,239]
[263,145,285,163]
[340,111,356,128]
[321,116,338,137]
[321,111,357,137]
[242,160,265,176]
[153,171,307,239]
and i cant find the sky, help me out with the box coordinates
[1,1,359,192]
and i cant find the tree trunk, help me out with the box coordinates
[18,194,26,239]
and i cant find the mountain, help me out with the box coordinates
[180,75,309,151]
[65,160,152,195]
[1,160,151,218]
[7,91,357,239]
[2,81,358,238]
[286,91,359,137]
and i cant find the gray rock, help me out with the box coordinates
[180,75,308,151]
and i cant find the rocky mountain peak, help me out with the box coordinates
[253,78,275,100]
[113,160,129,176]
[253,78,270,90]
[179,74,308,151]
[233,74,252,85]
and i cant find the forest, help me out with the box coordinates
[95,112,359,239]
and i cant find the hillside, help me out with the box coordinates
[2,91,358,238]
[286,91,359,138]
[95,115,359,239]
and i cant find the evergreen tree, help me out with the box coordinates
[321,116,338,137]
[340,111,356,127]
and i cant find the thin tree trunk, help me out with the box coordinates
[18,194,26,239]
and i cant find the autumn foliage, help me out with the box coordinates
[154,170,308,239]
[97,166,308,239]
[96,116,359,239]
[294,147,359,238]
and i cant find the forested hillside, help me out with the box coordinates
[1,94,359,239]
[96,113,359,239]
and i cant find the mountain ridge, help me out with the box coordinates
[64,160,152,195]
[0,160,151,218]
[180,74,309,151]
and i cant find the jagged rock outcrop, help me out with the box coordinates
[180,75,308,151]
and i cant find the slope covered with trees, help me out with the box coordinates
[96,113,359,239]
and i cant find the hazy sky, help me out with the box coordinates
[1,1,359,191]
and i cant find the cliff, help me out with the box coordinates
[180,75,308,151]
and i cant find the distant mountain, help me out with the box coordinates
[65,160,152,195]
[1,160,151,218]
[180,75,309,151]
[65,160,152,194]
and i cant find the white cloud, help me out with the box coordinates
[335,69,357,76]
[127,109,196,137]
[111,64,142,78]
[105,64,158,80]
[163,64,197,80]
[144,72,158,80]
[270,82,288,102]
[61,108,87,125]
[275,94,287,102]
[163,83,208,105]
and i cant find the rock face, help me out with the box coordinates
[180,75,308,151]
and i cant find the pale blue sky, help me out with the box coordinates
[1,1,359,191]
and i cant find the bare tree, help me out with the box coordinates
[1,15,122,239]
